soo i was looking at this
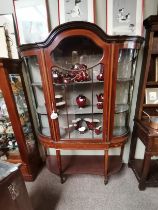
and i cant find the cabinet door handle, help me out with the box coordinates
[50,111,58,119]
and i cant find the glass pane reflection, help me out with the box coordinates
[113,49,138,136]
[24,56,50,137]
[0,90,19,161]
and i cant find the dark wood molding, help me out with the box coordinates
[19,21,144,51]
[143,15,158,30]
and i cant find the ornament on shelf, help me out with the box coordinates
[84,118,100,130]
[97,65,104,81]
[76,95,87,108]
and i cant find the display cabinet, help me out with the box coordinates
[19,21,143,184]
[129,16,158,190]
[0,58,42,181]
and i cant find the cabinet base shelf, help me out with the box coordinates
[129,159,158,188]
[46,155,123,176]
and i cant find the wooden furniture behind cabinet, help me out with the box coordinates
[19,21,143,184]
[0,58,42,181]
[129,16,158,190]
[0,161,33,210]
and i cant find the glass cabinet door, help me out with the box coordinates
[24,56,50,137]
[51,36,105,140]
[9,74,36,151]
[113,49,139,136]
[0,89,19,160]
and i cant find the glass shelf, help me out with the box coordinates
[31,80,104,87]
[59,105,103,115]
[61,129,103,140]
[53,80,104,86]
[117,77,134,82]
[31,82,42,87]
[113,127,129,136]
[41,127,51,136]
[36,104,129,115]
[115,104,129,113]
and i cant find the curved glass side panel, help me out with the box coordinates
[0,90,20,161]
[113,49,138,136]
[24,56,50,137]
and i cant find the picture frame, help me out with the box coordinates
[145,88,158,104]
[0,26,9,58]
[106,0,144,36]
[13,0,50,44]
[58,0,95,24]
[0,14,19,59]
[155,57,158,82]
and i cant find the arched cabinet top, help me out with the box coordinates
[19,21,144,52]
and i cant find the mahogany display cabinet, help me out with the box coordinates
[0,58,42,181]
[19,21,143,184]
[129,16,158,190]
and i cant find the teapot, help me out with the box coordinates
[96,93,104,102]
[84,118,100,130]
[70,63,90,82]
[74,70,90,82]
[95,125,102,135]
[72,118,82,130]
[53,70,63,84]
[97,102,103,109]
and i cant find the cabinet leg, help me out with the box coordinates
[128,125,138,166]
[56,150,65,184]
[138,182,146,191]
[120,144,125,159]
[104,150,109,185]
[139,152,151,190]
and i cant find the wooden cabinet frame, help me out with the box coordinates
[19,21,143,184]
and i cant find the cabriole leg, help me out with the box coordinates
[128,125,138,167]
[104,150,109,185]
[56,150,65,184]
[139,152,151,191]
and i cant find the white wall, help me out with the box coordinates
[124,0,158,162]
[0,0,13,14]
[47,0,107,31]
[0,0,158,162]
